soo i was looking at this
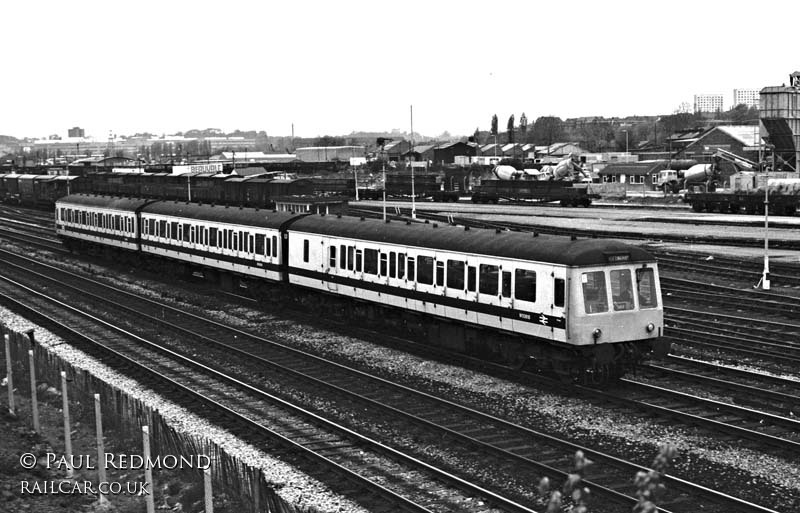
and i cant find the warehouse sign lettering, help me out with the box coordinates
[172,163,223,174]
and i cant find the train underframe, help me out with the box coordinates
[61,238,655,386]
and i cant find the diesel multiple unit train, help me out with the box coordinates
[54,193,666,383]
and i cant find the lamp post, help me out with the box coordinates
[761,146,774,290]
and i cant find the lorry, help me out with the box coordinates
[683,150,800,215]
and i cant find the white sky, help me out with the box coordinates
[2,0,798,140]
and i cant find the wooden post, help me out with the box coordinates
[4,333,14,416]
[94,394,108,504]
[204,468,213,513]
[252,468,260,513]
[29,350,39,433]
[61,371,74,478]
[142,426,155,513]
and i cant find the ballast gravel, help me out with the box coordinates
[5,247,800,511]
[0,306,369,513]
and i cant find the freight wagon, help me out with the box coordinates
[470,179,599,207]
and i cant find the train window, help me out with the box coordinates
[94,213,99,227]
[501,271,511,298]
[233,232,239,252]
[303,240,309,262]
[355,249,363,272]
[636,268,658,309]
[240,231,246,251]
[407,256,415,281]
[479,264,499,295]
[398,253,406,279]
[272,236,278,256]
[339,244,346,269]
[347,246,354,271]
[182,223,190,242]
[209,227,218,247]
[379,253,388,276]
[514,269,536,302]
[329,246,336,268]
[159,220,167,238]
[389,252,396,278]
[435,261,445,287]
[554,278,565,307]
[417,255,435,285]
[98,215,104,229]
[610,269,634,311]
[266,236,272,256]
[114,215,121,231]
[581,271,607,313]
[467,266,477,292]
[364,248,378,275]
[255,234,264,255]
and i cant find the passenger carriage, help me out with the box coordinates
[55,195,154,252]
[138,202,303,283]
[285,214,664,377]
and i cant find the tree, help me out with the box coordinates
[519,113,528,143]
[490,114,498,137]
[533,116,564,148]
[507,114,515,144]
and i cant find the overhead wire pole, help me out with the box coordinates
[410,105,416,219]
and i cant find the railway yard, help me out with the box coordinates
[1,200,800,513]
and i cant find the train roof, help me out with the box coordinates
[288,214,655,266]
[141,200,306,228]
[57,194,157,212]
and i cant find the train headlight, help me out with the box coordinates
[646,323,655,333]
[592,328,602,341]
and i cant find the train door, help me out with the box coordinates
[548,265,567,342]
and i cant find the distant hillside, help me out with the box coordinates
[0,135,20,144]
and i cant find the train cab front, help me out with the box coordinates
[568,260,667,379]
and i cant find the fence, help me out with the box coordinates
[2,324,301,513]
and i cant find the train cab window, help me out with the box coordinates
[417,255,435,285]
[610,269,635,311]
[379,252,388,276]
[255,234,264,255]
[467,266,477,292]
[514,269,536,302]
[479,264,499,295]
[447,260,465,289]
[303,240,310,262]
[339,244,346,269]
[347,246,354,271]
[581,271,608,313]
[329,246,336,268]
[407,256,415,281]
[636,268,658,309]
[364,248,378,275]
[389,252,396,278]
[435,261,445,287]
[398,253,406,279]
[554,278,565,308]
[210,227,218,247]
[501,271,511,298]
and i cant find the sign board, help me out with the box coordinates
[172,163,224,175]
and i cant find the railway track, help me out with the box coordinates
[0,249,782,512]
[0,262,539,513]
